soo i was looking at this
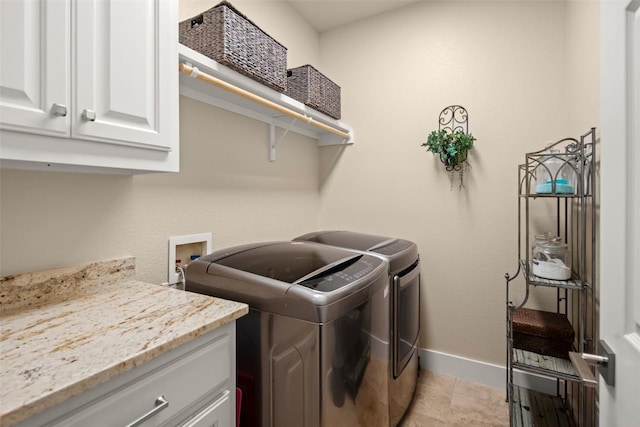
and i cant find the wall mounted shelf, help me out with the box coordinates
[178,44,354,161]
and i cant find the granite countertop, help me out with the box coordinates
[0,258,248,427]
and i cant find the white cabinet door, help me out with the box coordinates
[73,0,174,151]
[0,0,69,137]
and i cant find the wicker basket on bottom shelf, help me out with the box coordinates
[287,65,341,119]
[179,1,287,92]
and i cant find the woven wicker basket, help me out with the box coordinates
[513,333,573,359]
[512,308,575,359]
[179,1,287,92]
[287,65,341,119]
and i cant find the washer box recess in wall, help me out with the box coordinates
[168,233,212,285]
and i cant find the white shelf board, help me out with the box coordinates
[178,44,354,147]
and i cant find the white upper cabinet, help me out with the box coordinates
[73,0,172,149]
[0,0,70,137]
[0,0,179,174]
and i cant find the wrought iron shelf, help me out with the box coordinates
[512,349,579,383]
[516,138,595,198]
[519,260,583,291]
[518,193,592,199]
[511,385,575,427]
[506,128,597,426]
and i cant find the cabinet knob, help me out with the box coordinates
[51,103,67,117]
[81,109,96,121]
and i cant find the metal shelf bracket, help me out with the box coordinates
[269,118,298,162]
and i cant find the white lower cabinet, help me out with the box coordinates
[0,0,179,173]
[17,323,236,427]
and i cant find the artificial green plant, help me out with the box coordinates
[422,129,476,189]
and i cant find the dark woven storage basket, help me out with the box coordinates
[513,333,573,359]
[179,1,287,92]
[512,308,575,359]
[287,65,341,119]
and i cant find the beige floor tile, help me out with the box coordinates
[399,371,509,427]
[406,371,456,422]
[415,371,457,397]
[453,378,508,404]
[400,411,448,427]
[406,393,451,423]
[448,392,509,427]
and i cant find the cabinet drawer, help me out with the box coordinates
[47,331,232,427]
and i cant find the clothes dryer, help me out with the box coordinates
[294,231,420,427]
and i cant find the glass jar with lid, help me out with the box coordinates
[531,232,557,258]
[535,148,577,194]
[532,240,572,280]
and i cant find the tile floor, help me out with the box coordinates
[400,370,509,427]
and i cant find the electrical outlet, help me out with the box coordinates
[168,233,212,286]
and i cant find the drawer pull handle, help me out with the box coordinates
[125,395,169,427]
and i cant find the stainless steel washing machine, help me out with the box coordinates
[294,231,420,427]
[185,241,391,427]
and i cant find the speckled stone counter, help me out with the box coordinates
[0,258,248,426]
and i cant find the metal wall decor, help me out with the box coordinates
[439,105,469,135]
[437,105,472,173]
[422,105,475,189]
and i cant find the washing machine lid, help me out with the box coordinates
[295,231,390,251]
[213,241,368,291]
[295,231,412,255]
[294,231,419,274]
[187,241,388,322]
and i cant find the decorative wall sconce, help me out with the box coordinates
[421,105,475,189]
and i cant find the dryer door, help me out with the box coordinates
[393,262,420,378]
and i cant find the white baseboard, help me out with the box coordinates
[419,348,557,395]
